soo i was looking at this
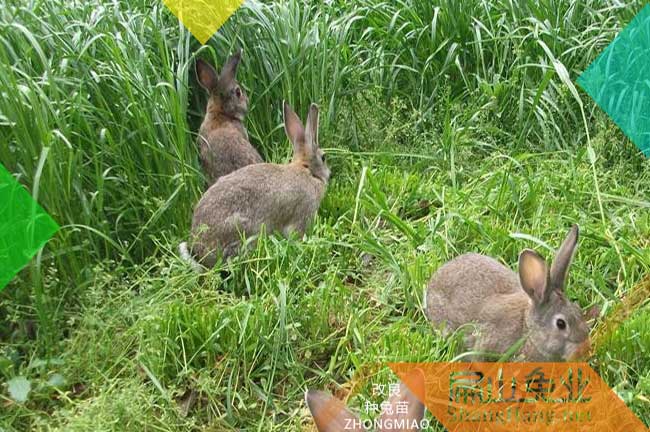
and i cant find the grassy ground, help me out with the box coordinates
[1,0,649,430]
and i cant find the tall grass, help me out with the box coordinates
[1,0,649,430]
[0,0,199,340]
[0,0,641,295]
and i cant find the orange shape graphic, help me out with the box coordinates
[389,362,648,432]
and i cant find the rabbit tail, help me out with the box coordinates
[178,242,203,273]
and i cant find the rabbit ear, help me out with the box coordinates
[305,103,320,151]
[378,381,425,432]
[550,224,579,291]
[305,390,365,432]
[283,101,311,161]
[519,249,550,305]
[219,48,242,86]
[196,58,218,91]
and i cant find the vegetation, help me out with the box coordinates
[1,0,649,430]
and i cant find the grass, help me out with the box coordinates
[1,0,649,430]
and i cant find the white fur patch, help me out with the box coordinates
[178,242,203,273]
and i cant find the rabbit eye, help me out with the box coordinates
[556,318,567,330]
[321,153,326,162]
[234,87,242,98]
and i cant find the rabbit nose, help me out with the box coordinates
[568,339,591,361]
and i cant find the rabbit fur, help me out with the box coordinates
[424,225,591,361]
[195,49,262,187]
[186,101,329,267]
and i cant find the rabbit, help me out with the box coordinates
[195,48,262,187]
[180,101,330,268]
[306,380,425,431]
[424,225,593,362]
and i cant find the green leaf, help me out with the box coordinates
[47,373,66,388]
[587,145,597,164]
[537,39,583,109]
[0,356,12,374]
[7,376,31,403]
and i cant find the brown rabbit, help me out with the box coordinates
[305,380,426,432]
[424,225,592,362]
[181,101,329,267]
[195,49,262,187]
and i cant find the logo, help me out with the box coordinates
[389,362,648,431]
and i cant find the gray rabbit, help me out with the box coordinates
[180,102,329,268]
[424,225,592,361]
[306,381,425,431]
[195,49,262,187]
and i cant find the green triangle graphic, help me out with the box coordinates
[0,163,59,291]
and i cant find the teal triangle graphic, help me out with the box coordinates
[578,5,650,156]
